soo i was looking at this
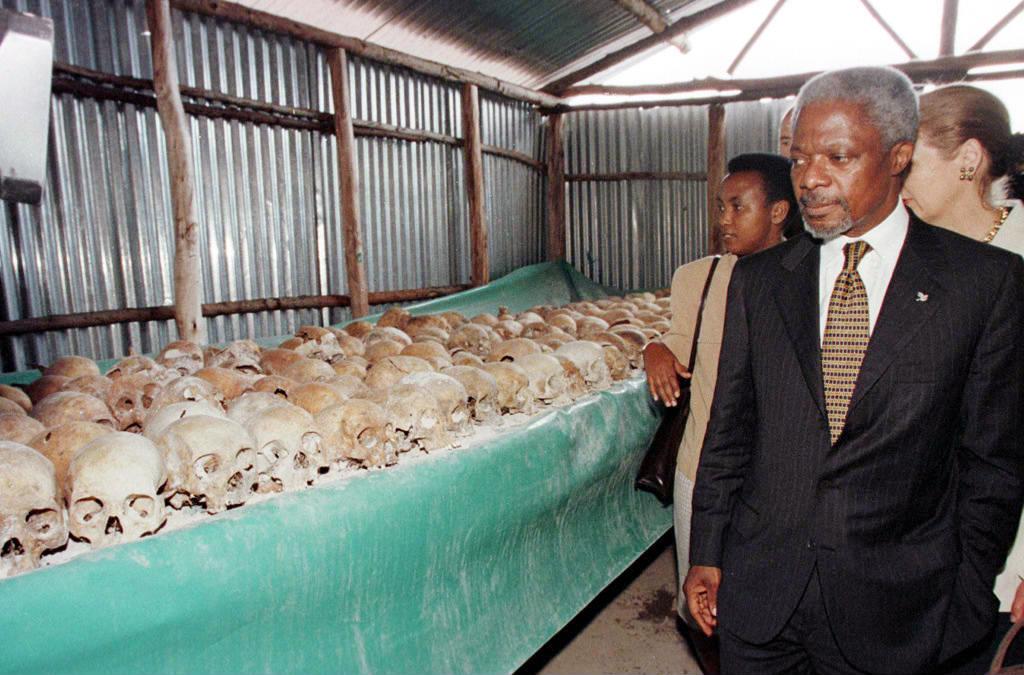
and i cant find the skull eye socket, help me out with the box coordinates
[357,429,378,448]
[194,454,220,478]
[127,495,156,520]
[300,432,322,455]
[26,508,60,535]
[236,447,256,468]
[72,498,104,524]
[118,397,135,411]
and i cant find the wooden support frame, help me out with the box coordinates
[566,171,707,182]
[545,114,566,262]
[857,0,916,60]
[145,0,206,344]
[327,48,370,318]
[543,0,758,95]
[550,48,1024,110]
[706,104,726,255]
[969,1,1024,52]
[727,0,787,75]
[939,0,959,56]
[0,286,471,338]
[613,0,689,54]
[462,84,489,286]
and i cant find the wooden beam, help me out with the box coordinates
[969,1,1024,52]
[170,0,562,108]
[326,48,370,319]
[462,84,489,286]
[145,0,206,344]
[543,0,758,95]
[545,114,566,261]
[706,104,726,255]
[857,0,916,60]
[940,0,959,56]
[0,286,472,337]
[566,171,707,182]
[612,0,689,54]
[551,48,1024,105]
[727,0,787,75]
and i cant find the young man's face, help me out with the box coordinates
[716,171,782,257]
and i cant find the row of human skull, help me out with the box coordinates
[0,293,670,577]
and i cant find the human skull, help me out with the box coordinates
[548,314,577,337]
[486,337,542,363]
[194,367,254,402]
[259,348,306,376]
[24,375,71,404]
[225,392,289,427]
[365,356,433,391]
[66,433,166,548]
[410,327,450,346]
[440,366,500,425]
[0,397,24,416]
[250,375,298,400]
[149,376,223,412]
[143,400,227,440]
[554,355,588,399]
[62,374,113,402]
[494,319,524,340]
[608,327,647,367]
[292,326,344,363]
[404,314,450,337]
[205,340,263,375]
[32,391,116,429]
[156,415,257,513]
[316,399,397,468]
[43,355,100,380]
[533,334,571,352]
[105,373,163,432]
[326,375,371,400]
[364,326,412,347]
[400,341,452,370]
[397,372,471,437]
[385,384,452,453]
[0,384,32,413]
[516,353,571,405]
[480,362,535,415]
[248,403,325,493]
[29,421,111,488]
[0,413,46,444]
[156,340,205,376]
[576,317,611,340]
[326,329,366,358]
[344,321,374,339]
[451,351,485,367]
[602,344,631,381]
[106,355,166,382]
[364,338,406,363]
[290,382,347,416]
[447,324,498,357]
[377,307,411,330]
[0,442,67,578]
[555,341,611,390]
[331,359,368,380]
[280,357,336,384]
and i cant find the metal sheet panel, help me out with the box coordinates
[726,97,794,158]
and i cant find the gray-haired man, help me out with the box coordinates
[684,66,1024,674]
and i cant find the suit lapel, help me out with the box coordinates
[848,218,947,411]
[773,235,827,421]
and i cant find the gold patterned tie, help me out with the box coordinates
[822,240,872,445]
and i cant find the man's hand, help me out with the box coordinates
[684,565,722,636]
[1012,579,1024,622]
[643,342,690,406]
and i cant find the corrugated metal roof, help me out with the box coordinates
[230,0,724,89]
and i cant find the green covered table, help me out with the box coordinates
[0,262,672,675]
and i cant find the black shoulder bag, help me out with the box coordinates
[635,256,721,505]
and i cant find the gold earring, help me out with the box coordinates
[960,166,976,181]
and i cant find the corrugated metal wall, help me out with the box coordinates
[0,0,546,372]
[564,99,793,291]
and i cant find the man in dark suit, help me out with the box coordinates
[683,66,1024,674]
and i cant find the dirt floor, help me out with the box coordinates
[517,532,704,675]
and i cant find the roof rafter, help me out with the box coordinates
[857,0,916,60]
[968,0,1024,52]
[939,0,958,56]
[612,0,690,54]
[727,0,787,75]
[542,0,759,95]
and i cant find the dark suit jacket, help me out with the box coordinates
[690,217,1024,674]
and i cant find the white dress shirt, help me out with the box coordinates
[818,202,910,344]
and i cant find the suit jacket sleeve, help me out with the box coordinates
[689,260,757,568]
[951,254,1024,620]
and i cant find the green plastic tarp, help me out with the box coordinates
[0,262,671,675]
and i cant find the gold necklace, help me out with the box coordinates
[983,206,1011,243]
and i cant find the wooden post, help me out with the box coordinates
[145,0,205,343]
[546,114,566,261]
[326,48,370,318]
[706,103,726,255]
[462,84,489,286]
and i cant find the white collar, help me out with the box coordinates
[820,201,909,264]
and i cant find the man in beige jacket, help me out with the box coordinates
[643,153,799,670]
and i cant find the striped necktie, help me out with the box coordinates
[822,240,872,445]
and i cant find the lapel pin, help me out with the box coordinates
[916,291,929,302]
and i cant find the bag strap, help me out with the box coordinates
[687,256,722,373]
[990,617,1024,673]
